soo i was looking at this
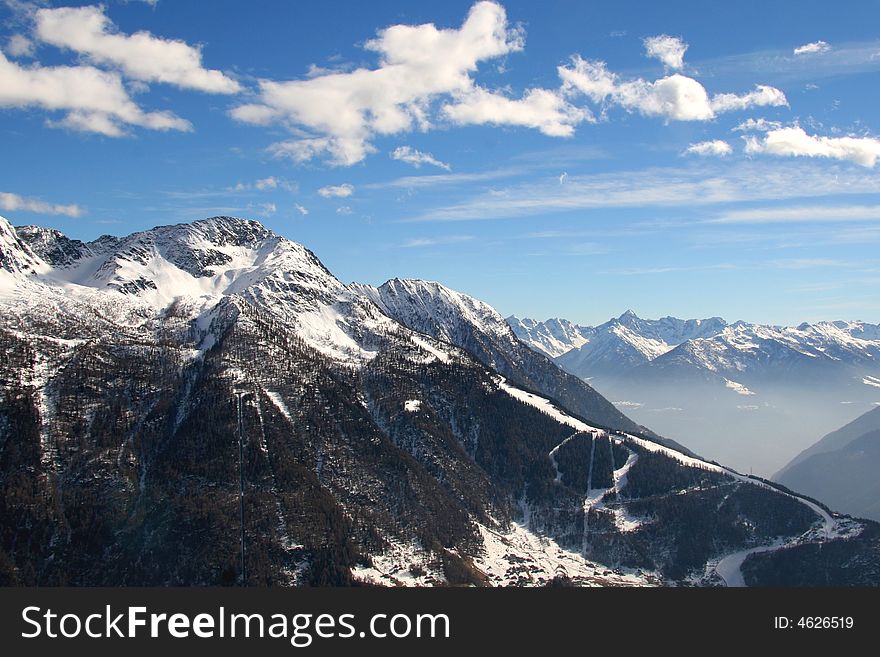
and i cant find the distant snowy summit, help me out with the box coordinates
[509,311,880,385]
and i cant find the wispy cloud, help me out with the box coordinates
[366,166,526,190]
[606,263,738,275]
[771,257,848,269]
[231,177,298,193]
[318,184,354,198]
[684,140,732,157]
[0,191,84,217]
[401,235,474,248]
[391,146,452,171]
[710,204,880,224]
[406,161,880,222]
[793,40,831,56]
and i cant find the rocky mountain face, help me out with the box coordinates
[1,215,877,587]
[510,312,880,475]
[353,279,677,449]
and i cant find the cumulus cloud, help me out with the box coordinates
[228,3,791,165]
[6,34,34,57]
[643,35,687,69]
[710,85,788,113]
[442,86,590,136]
[318,184,354,198]
[390,146,451,170]
[0,51,191,135]
[744,127,880,167]
[793,40,831,56]
[558,56,787,122]
[684,140,732,156]
[230,1,533,165]
[34,5,240,93]
[0,191,83,217]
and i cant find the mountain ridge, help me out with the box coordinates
[2,214,877,587]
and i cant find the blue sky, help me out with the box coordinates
[2,0,880,326]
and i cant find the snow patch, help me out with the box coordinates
[265,391,293,422]
[724,379,755,396]
[475,522,655,587]
[410,335,451,363]
[495,377,600,433]
[404,399,422,413]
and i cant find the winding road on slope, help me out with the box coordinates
[714,479,836,587]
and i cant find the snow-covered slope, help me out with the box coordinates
[355,278,662,441]
[507,316,593,358]
[8,216,408,362]
[514,310,880,383]
[3,215,878,588]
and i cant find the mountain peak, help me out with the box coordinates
[617,309,640,324]
[1,214,45,276]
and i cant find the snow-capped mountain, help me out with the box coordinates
[510,311,730,376]
[354,279,668,444]
[2,215,877,588]
[506,316,593,358]
[510,311,880,475]
[512,311,880,383]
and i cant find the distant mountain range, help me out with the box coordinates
[1,214,877,587]
[509,312,880,475]
[776,406,880,522]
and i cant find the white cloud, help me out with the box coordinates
[643,35,688,69]
[230,1,528,165]
[0,51,191,135]
[744,127,880,167]
[6,34,34,57]
[684,140,732,156]
[232,177,297,192]
[246,202,276,216]
[390,146,451,170]
[407,160,880,222]
[294,204,309,216]
[255,177,278,190]
[710,85,787,112]
[732,117,782,132]
[0,191,83,217]
[318,184,354,198]
[401,235,474,248]
[711,204,880,224]
[34,5,240,93]
[442,86,590,136]
[793,40,831,56]
[559,56,787,122]
[336,206,353,215]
